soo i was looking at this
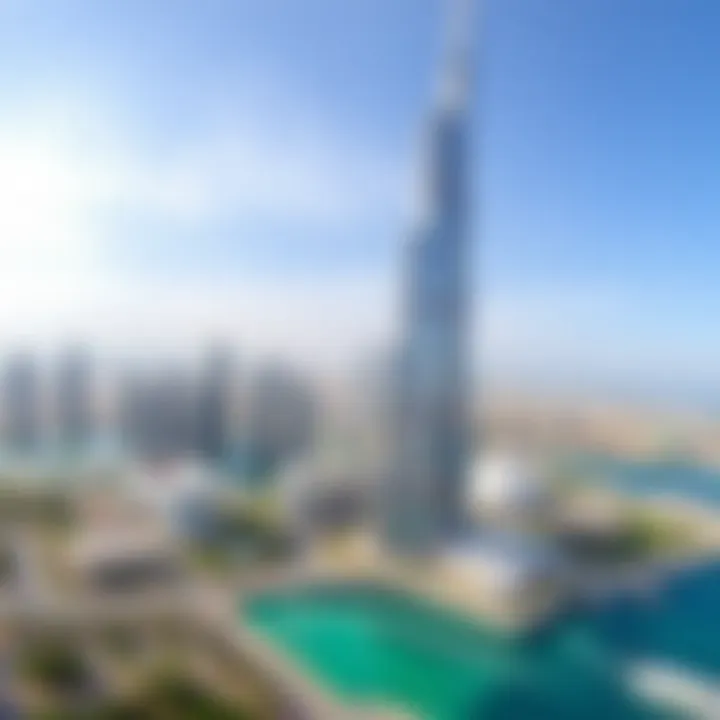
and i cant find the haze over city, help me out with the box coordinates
[2,0,720,403]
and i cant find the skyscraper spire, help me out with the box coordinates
[438,0,475,112]
[409,0,475,236]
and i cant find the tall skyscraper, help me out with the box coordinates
[244,363,316,480]
[56,347,93,451]
[195,345,235,462]
[118,365,195,460]
[386,0,475,554]
[2,352,41,453]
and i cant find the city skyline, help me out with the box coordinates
[2,1,720,400]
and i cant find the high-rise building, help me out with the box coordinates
[386,0,475,554]
[2,352,41,453]
[118,365,195,460]
[195,345,235,462]
[117,368,142,455]
[56,347,93,451]
[244,364,316,480]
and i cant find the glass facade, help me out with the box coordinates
[386,8,473,554]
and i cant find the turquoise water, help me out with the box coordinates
[562,453,720,507]
[244,583,679,720]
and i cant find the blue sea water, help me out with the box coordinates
[586,560,720,677]
[563,453,720,507]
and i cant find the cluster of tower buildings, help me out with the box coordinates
[0,346,316,474]
[2,348,93,453]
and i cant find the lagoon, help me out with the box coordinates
[244,581,685,719]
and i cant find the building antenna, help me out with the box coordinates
[438,0,476,111]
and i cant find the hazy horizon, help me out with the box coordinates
[1,0,719,402]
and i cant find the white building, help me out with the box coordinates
[447,531,562,588]
[469,452,549,525]
[70,486,183,594]
[122,459,222,537]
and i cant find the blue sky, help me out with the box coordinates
[1,0,719,398]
